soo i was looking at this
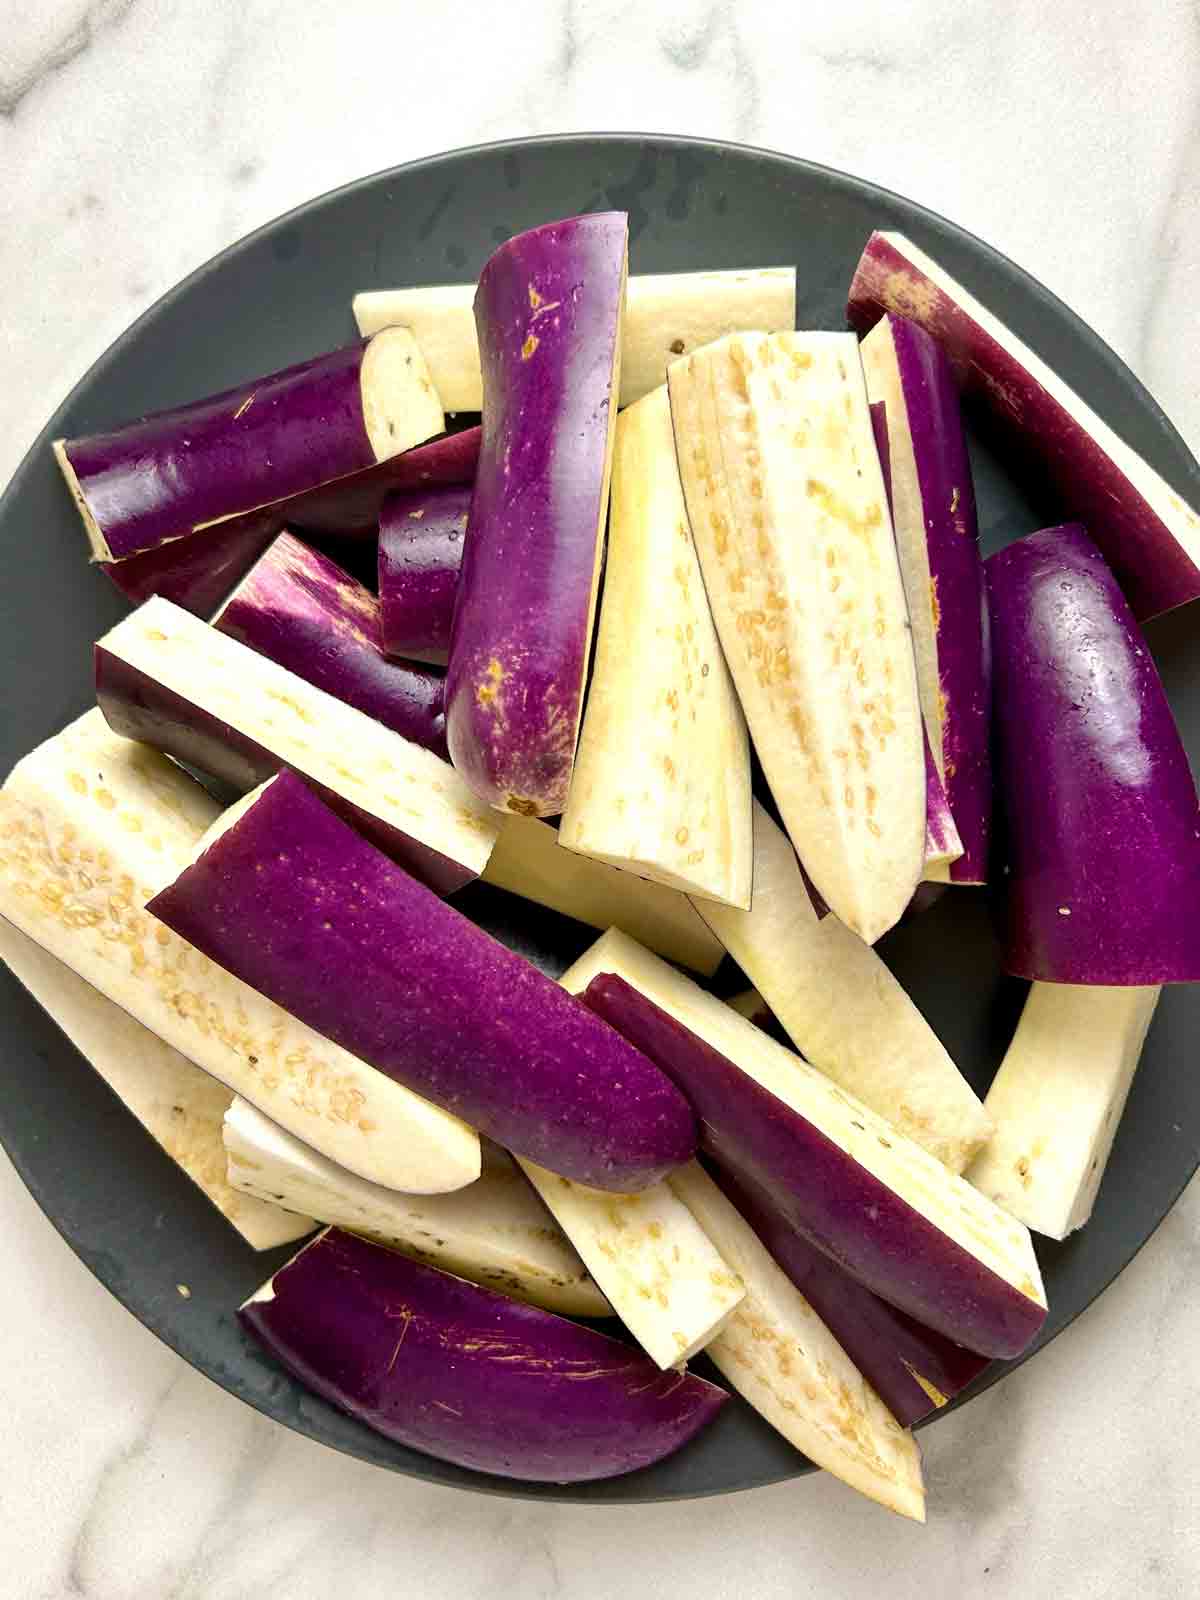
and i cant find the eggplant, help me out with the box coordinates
[860,315,990,882]
[353,266,797,411]
[223,1101,606,1315]
[847,230,1200,622]
[559,385,752,906]
[0,920,313,1251]
[968,983,1160,1239]
[0,712,480,1193]
[670,1162,926,1520]
[668,332,925,943]
[479,812,725,977]
[242,1229,727,1482]
[147,771,697,1192]
[986,523,1200,983]
[445,213,628,817]
[212,531,447,757]
[56,330,444,563]
[94,597,497,895]
[377,485,471,664]
[694,803,991,1172]
[516,1158,742,1368]
[566,930,1044,1359]
[715,1164,990,1428]
[95,427,481,616]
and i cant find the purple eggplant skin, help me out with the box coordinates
[445,213,628,817]
[212,531,447,758]
[289,425,481,540]
[62,337,412,562]
[714,1164,990,1428]
[240,1229,727,1483]
[100,513,280,618]
[582,973,1045,1359]
[879,317,991,884]
[94,648,468,894]
[147,772,697,1190]
[378,485,471,664]
[848,232,1200,623]
[987,523,1200,983]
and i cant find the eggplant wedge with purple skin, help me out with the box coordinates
[147,771,697,1193]
[445,212,628,817]
[240,1228,728,1484]
[986,523,1200,983]
[378,484,472,665]
[213,531,447,758]
[564,929,1044,1360]
[57,329,444,563]
[95,596,496,894]
[848,231,1200,622]
[860,315,990,883]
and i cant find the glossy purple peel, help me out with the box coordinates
[582,972,1045,1359]
[848,231,1200,622]
[986,523,1200,983]
[240,1229,727,1483]
[57,332,442,561]
[148,772,697,1190]
[213,532,446,756]
[445,213,628,816]
[715,1165,990,1428]
[378,484,471,664]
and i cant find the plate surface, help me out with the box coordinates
[1,134,1198,1504]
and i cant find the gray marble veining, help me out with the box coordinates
[1,1,1198,1595]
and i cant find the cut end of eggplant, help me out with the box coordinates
[360,327,446,463]
[53,438,111,562]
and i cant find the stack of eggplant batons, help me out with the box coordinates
[4,209,1200,1515]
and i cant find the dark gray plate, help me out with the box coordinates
[1,134,1198,1504]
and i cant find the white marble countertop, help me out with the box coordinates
[2,2,1199,1595]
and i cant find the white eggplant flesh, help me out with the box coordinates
[693,803,991,1172]
[518,1156,743,1369]
[560,386,752,907]
[0,919,312,1250]
[0,712,481,1195]
[479,811,725,977]
[670,1161,925,1521]
[223,1099,606,1315]
[668,332,925,944]
[968,983,1160,1239]
[352,267,797,411]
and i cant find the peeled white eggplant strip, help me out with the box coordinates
[668,332,925,944]
[518,1157,743,1369]
[353,267,797,411]
[693,803,991,1172]
[670,1161,925,1521]
[968,983,1160,1239]
[0,919,312,1251]
[560,385,752,907]
[223,1100,606,1315]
